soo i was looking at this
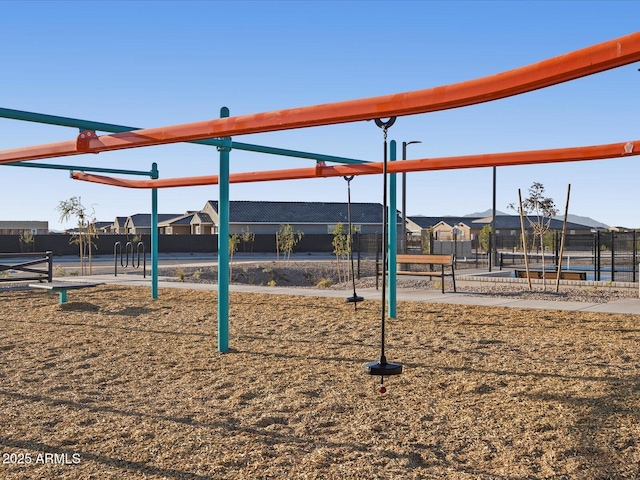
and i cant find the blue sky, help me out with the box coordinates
[2,0,640,230]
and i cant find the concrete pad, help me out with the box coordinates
[578,298,640,314]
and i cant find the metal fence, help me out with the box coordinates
[497,231,639,282]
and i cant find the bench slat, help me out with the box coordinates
[396,254,453,265]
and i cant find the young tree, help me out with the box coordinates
[478,224,492,266]
[56,197,99,275]
[19,230,35,253]
[240,227,255,253]
[509,182,558,289]
[331,223,350,283]
[275,224,304,262]
[228,233,241,280]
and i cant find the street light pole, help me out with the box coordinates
[402,140,422,253]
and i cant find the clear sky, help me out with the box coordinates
[2,0,640,231]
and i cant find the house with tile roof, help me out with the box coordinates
[197,200,396,235]
[157,211,215,235]
[124,213,183,235]
[408,215,594,241]
[0,220,48,235]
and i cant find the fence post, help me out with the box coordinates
[593,232,597,281]
[633,230,637,283]
[356,232,361,279]
[610,231,615,282]
[47,251,53,282]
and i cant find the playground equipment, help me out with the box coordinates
[365,118,402,394]
[114,241,146,278]
[70,138,639,188]
[1,31,640,164]
[343,175,364,309]
[1,31,640,361]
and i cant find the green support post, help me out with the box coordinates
[217,107,231,353]
[389,140,397,318]
[151,163,159,299]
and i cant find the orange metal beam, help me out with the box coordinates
[71,139,638,188]
[2,32,640,164]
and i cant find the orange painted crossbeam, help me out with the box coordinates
[2,32,640,164]
[71,139,638,188]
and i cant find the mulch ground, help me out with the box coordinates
[1,285,640,479]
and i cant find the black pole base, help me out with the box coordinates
[365,360,403,376]
[346,295,364,303]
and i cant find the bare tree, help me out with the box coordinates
[509,182,558,289]
[56,197,99,275]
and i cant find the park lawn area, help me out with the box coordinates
[1,285,639,479]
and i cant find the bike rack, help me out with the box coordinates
[114,241,146,278]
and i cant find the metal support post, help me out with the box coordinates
[217,107,232,353]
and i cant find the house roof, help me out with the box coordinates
[193,212,213,224]
[127,213,183,227]
[409,215,594,230]
[206,200,397,224]
[158,213,196,227]
[409,216,480,229]
[92,221,113,230]
[473,215,593,230]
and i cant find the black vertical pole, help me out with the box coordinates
[633,230,637,283]
[611,231,615,282]
[596,231,601,282]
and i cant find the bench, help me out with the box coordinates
[376,253,456,293]
[29,282,102,304]
[514,270,587,281]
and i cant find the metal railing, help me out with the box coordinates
[0,251,52,283]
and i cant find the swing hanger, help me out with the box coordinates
[365,116,402,393]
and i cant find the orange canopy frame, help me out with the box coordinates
[71,139,638,188]
[0,31,639,165]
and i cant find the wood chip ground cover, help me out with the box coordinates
[1,285,639,479]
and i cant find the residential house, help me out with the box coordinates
[408,215,594,240]
[0,220,48,235]
[124,213,183,235]
[195,200,397,235]
[157,211,215,235]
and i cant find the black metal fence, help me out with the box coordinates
[0,251,53,283]
[497,231,639,282]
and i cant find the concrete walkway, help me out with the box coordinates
[52,272,640,315]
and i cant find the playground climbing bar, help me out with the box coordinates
[0,32,639,164]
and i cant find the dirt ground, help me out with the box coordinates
[1,284,640,479]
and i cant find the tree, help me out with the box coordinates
[508,182,558,289]
[331,223,350,283]
[228,233,241,280]
[478,224,492,267]
[240,227,255,253]
[56,197,99,275]
[478,224,492,253]
[275,224,304,262]
[19,230,35,253]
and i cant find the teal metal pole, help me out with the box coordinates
[151,163,159,299]
[7,161,153,176]
[217,107,231,353]
[0,107,368,165]
[389,141,397,318]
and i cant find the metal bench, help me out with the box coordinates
[29,282,102,304]
[514,270,587,281]
[376,253,456,293]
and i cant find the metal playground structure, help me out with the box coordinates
[2,32,640,361]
